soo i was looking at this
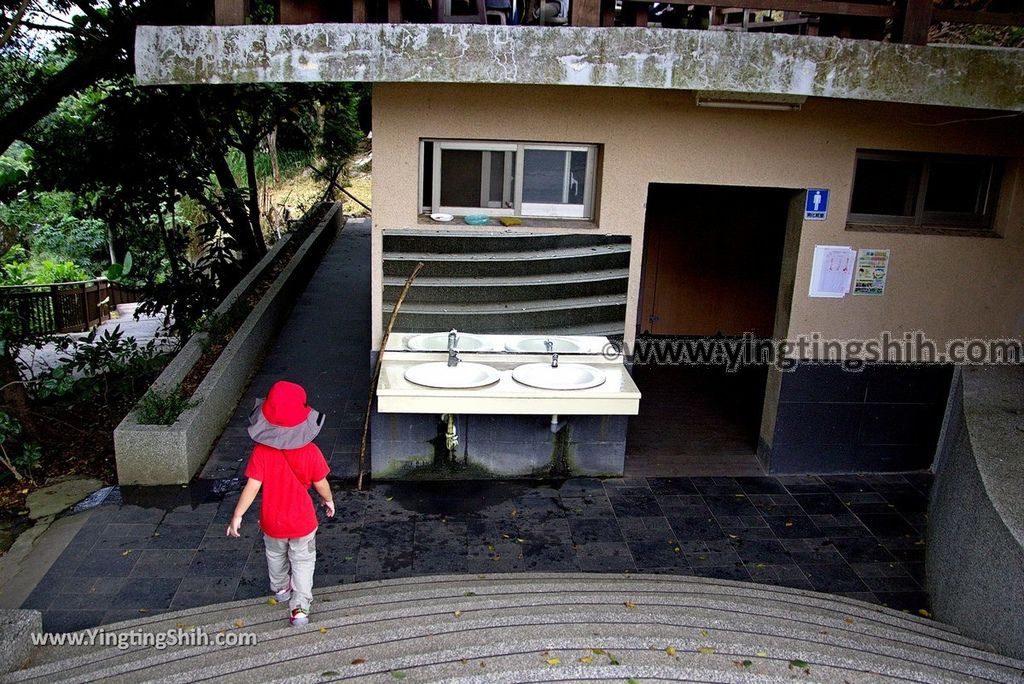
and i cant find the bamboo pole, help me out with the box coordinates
[357,261,424,491]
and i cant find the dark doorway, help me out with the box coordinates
[626,184,796,477]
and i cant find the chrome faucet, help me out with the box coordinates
[447,328,459,367]
[551,352,559,368]
[544,339,554,353]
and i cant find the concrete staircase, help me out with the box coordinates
[6,574,1023,683]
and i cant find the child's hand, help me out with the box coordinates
[226,516,243,537]
[323,500,335,518]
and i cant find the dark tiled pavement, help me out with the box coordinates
[20,219,934,632]
[24,472,932,632]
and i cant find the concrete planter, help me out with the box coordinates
[114,203,344,485]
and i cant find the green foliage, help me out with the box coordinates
[135,385,196,426]
[0,144,30,199]
[104,251,133,282]
[136,221,244,341]
[194,310,237,352]
[34,327,172,404]
[0,254,89,285]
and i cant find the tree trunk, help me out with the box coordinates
[106,224,117,265]
[267,127,280,183]
[242,142,267,255]
[0,354,34,440]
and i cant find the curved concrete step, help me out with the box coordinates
[383,268,629,288]
[8,574,1023,684]
[383,243,631,263]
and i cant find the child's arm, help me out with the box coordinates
[226,477,262,537]
[312,478,335,517]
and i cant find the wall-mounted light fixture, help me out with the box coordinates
[695,91,806,111]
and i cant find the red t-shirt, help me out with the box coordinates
[244,443,330,539]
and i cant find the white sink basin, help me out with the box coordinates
[406,332,491,352]
[512,363,606,390]
[404,362,501,389]
[504,336,584,353]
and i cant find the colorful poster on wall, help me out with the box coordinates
[809,245,856,298]
[853,248,891,296]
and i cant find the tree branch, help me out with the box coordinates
[71,0,110,28]
[0,0,34,50]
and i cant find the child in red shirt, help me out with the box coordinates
[226,380,334,626]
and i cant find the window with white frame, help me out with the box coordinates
[847,150,1002,233]
[420,140,598,219]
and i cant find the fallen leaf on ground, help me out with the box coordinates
[578,655,593,664]
[463,591,476,596]
[351,658,365,665]
[390,671,405,679]
[344,555,353,561]
[918,608,932,618]
[700,629,709,638]
[515,537,525,544]
[121,549,132,556]
[665,646,677,657]
[545,657,560,666]
[734,660,753,668]
[623,601,637,609]
[697,646,715,655]
[319,627,328,634]
[320,671,339,677]
[385,496,394,501]
[233,619,244,628]
[784,520,794,527]
[789,659,810,671]
[591,648,606,655]
[454,610,463,618]
[727,534,738,539]
[608,653,620,665]
[844,618,855,624]
[756,650,768,657]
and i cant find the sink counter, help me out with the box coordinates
[376,350,640,415]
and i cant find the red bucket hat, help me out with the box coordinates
[247,380,324,449]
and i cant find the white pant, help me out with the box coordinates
[264,530,317,612]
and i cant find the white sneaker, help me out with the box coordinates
[272,580,292,602]
[289,608,309,626]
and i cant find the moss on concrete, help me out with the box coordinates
[137,25,1024,112]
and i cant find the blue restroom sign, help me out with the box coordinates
[805,188,829,220]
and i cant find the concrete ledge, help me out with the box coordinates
[114,203,344,485]
[136,24,1024,112]
[928,365,1024,659]
[0,610,41,673]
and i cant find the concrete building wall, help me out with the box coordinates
[371,82,1024,353]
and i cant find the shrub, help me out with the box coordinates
[34,327,173,404]
[135,385,196,425]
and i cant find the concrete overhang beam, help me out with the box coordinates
[136,24,1024,112]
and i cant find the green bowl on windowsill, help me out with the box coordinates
[463,214,489,225]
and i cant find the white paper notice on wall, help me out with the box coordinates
[809,245,856,298]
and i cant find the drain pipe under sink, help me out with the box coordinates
[550,414,568,433]
[442,414,459,453]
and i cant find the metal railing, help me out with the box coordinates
[0,278,144,336]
